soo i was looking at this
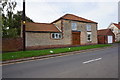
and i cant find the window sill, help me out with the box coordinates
[51,38,63,40]
[87,41,92,43]
[87,31,92,32]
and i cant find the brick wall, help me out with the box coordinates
[27,44,71,50]
[76,21,98,44]
[98,35,115,44]
[98,35,106,44]
[26,20,72,47]
[2,38,23,52]
[26,44,97,50]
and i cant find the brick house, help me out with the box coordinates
[97,29,115,44]
[24,14,98,48]
[108,22,120,42]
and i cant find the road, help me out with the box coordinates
[2,45,119,78]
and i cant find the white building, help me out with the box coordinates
[108,22,120,42]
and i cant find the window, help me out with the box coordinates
[87,32,92,41]
[71,23,77,30]
[86,24,91,31]
[111,28,114,32]
[51,33,62,39]
[111,27,114,32]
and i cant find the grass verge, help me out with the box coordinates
[2,44,111,61]
[115,41,120,43]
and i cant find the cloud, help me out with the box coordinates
[14,0,118,29]
[118,1,120,22]
[25,2,65,23]
[79,2,118,29]
[16,0,119,2]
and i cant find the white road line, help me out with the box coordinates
[94,58,102,61]
[83,58,102,64]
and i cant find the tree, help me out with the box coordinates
[2,0,33,38]
[2,0,18,38]
[13,11,33,35]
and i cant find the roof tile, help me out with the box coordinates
[52,14,97,23]
[25,22,60,32]
[97,29,112,35]
[113,23,120,29]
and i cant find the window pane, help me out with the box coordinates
[88,38,90,40]
[88,34,90,37]
[87,32,92,41]
[56,34,58,38]
[72,23,77,30]
[86,25,91,31]
[51,33,62,39]
[52,34,54,38]
[59,34,61,38]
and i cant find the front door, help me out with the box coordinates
[72,32,80,45]
[108,35,113,43]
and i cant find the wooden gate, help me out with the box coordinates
[72,32,80,45]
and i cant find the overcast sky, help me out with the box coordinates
[14,0,120,29]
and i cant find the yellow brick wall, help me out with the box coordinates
[26,19,97,47]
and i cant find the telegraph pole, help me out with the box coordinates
[22,0,26,51]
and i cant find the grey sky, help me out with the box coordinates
[14,0,119,29]
[118,1,120,22]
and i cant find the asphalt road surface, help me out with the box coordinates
[2,45,119,78]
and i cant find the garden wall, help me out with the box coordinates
[2,38,23,52]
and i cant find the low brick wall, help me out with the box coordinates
[27,45,72,50]
[26,43,98,50]
[2,38,98,52]
[2,38,23,52]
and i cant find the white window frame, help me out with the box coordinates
[51,33,62,39]
[86,24,91,31]
[87,32,92,41]
[71,23,77,30]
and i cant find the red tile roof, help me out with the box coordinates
[113,23,120,29]
[97,29,112,35]
[25,22,60,32]
[52,14,97,24]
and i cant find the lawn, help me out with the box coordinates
[2,44,111,61]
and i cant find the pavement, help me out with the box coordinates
[2,44,119,78]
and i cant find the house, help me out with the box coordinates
[24,14,98,48]
[108,22,120,42]
[97,29,115,44]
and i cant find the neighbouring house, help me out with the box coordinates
[97,29,115,44]
[108,22,120,42]
[24,14,98,49]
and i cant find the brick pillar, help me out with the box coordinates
[61,19,63,32]
[61,19,64,39]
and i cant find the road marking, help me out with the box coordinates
[83,58,102,64]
